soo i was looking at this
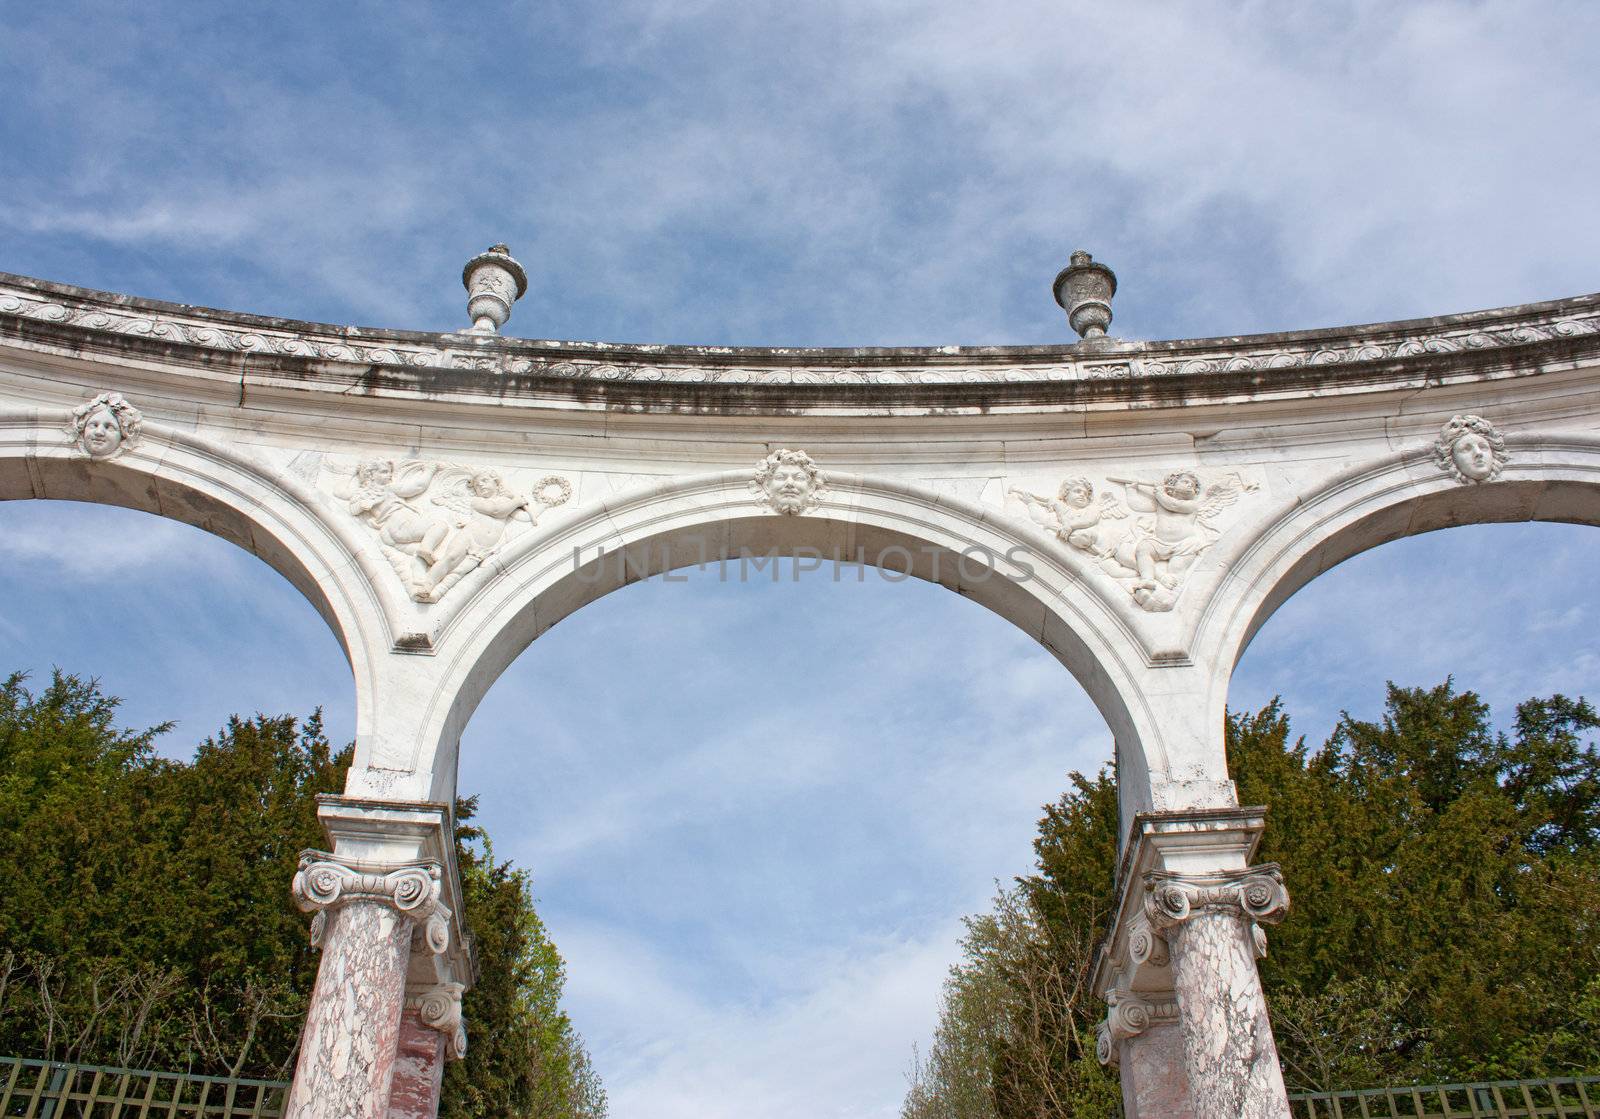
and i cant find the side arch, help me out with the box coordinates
[1194,433,1600,738]
[0,409,401,747]
[366,470,1175,813]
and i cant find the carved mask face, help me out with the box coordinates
[766,463,812,513]
[81,406,122,458]
[1451,433,1495,481]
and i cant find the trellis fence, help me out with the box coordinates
[4,1055,1597,1119]
[0,1058,289,1119]
[1290,1076,1600,1118]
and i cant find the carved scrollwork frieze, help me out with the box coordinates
[408,981,468,1060]
[5,284,1598,385]
[292,852,452,957]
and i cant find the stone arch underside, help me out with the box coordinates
[1194,436,1600,746]
[377,470,1163,811]
[0,413,394,743]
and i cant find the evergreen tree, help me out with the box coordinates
[905,680,1600,1117]
[0,670,606,1117]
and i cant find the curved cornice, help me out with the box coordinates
[2,271,1598,413]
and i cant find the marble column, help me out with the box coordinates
[285,855,452,1119]
[1098,990,1194,1119]
[1144,866,1292,1119]
[386,983,466,1119]
[386,1010,444,1119]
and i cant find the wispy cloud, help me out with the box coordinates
[7,2,1594,343]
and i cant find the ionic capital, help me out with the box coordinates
[1142,864,1289,935]
[1126,912,1169,969]
[292,851,453,956]
[408,981,468,1060]
[1094,989,1180,1068]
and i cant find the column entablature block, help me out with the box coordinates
[1093,807,1269,1000]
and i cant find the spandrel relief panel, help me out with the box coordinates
[325,458,572,603]
[1010,469,1259,612]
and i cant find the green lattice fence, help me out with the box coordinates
[0,1058,289,1119]
[1290,1076,1600,1118]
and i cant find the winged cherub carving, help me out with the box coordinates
[1009,476,1128,556]
[1100,470,1258,612]
[336,460,571,602]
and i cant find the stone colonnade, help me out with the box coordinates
[5,271,1599,1119]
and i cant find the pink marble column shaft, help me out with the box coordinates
[385,1009,446,1119]
[1118,1021,1196,1119]
[286,901,414,1119]
[1166,909,1291,1119]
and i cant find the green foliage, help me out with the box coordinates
[0,670,606,1118]
[905,681,1600,1116]
[445,802,606,1119]
[903,773,1121,1119]
[1242,682,1600,1087]
[0,671,337,1075]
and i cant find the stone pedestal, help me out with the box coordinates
[1094,809,1292,1119]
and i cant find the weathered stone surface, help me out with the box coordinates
[5,267,1600,1119]
[1119,1021,1194,1119]
[285,900,412,1119]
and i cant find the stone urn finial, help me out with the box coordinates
[1053,250,1118,340]
[462,244,528,334]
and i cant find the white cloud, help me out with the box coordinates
[557,915,959,1119]
[7,6,1600,1117]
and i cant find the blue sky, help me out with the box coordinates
[3,3,1598,1117]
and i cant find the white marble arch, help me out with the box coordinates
[1192,434,1600,744]
[0,408,392,747]
[363,468,1168,812]
[8,267,1600,1118]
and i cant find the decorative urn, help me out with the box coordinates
[1053,250,1117,340]
[461,244,528,334]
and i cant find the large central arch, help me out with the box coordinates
[403,469,1165,816]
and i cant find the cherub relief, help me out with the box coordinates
[336,460,571,602]
[1102,471,1255,611]
[1009,476,1127,555]
[1011,469,1257,612]
[66,392,143,460]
